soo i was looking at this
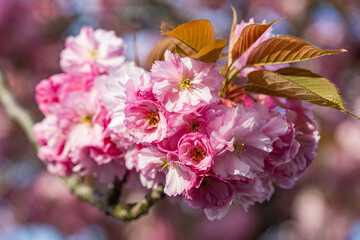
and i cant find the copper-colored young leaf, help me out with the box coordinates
[162,19,227,63]
[245,67,358,118]
[171,37,198,56]
[163,19,214,52]
[193,39,228,62]
[246,36,347,66]
[147,37,176,70]
[231,18,282,63]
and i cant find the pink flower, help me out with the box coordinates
[35,73,94,114]
[165,160,194,196]
[178,133,213,173]
[60,26,126,74]
[268,98,320,188]
[264,115,300,168]
[73,149,126,184]
[152,51,222,113]
[137,146,167,189]
[208,104,273,179]
[124,100,168,143]
[33,114,72,176]
[232,176,274,211]
[100,62,148,148]
[125,72,155,102]
[137,145,193,196]
[185,175,234,210]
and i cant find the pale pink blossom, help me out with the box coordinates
[152,51,222,113]
[60,26,126,74]
[263,110,300,168]
[100,62,147,147]
[185,175,234,210]
[125,72,155,102]
[137,145,193,196]
[124,100,168,143]
[164,161,194,196]
[178,133,213,173]
[204,206,231,221]
[33,114,72,176]
[73,149,126,184]
[269,98,320,188]
[208,104,273,179]
[137,146,167,189]
[232,176,274,211]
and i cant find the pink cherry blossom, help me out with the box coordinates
[33,114,72,176]
[232,176,274,211]
[100,62,148,148]
[35,73,94,114]
[152,51,222,113]
[137,145,167,189]
[60,26,126,74]
[124,100,168,143]
[185,175,234,210]
[178,132,213,173]
[269,98,320,188]
[164,160,194,196]
[208,104,273,179]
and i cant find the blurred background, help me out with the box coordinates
[1,0,360,239]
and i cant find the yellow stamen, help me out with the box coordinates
[81,115,93,124]
[177,78,192,90]
[233,139,246,153]
[88,49,98,59]
[156,158,169,172]
[146,112,160,126]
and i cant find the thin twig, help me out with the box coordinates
[0,68,39,149]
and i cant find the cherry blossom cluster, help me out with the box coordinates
[34,22,320,220]
[33,26,127,183]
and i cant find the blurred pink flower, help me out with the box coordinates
[60,26,126,74]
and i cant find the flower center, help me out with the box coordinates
[178,78,192,90]
[201,177,212,189]
[156,158,169,172]
[188,120,200,132]
[233,139,246,153]
[88,49,98,59]
[146,112,160,126]
[81,114,93,124]
[190,146,206,162]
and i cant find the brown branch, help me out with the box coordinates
[0,67,166,221]
[64,176,165,222]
